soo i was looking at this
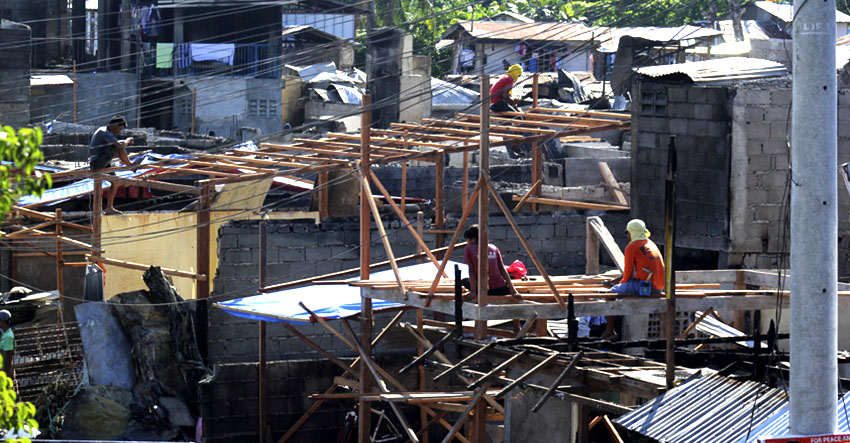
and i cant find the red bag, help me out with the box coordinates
[506,260,527,279]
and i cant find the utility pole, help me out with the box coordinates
[790,0,837,436]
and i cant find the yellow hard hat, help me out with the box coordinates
[507,64,522,80]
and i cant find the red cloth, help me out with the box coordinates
[621,239,665,290]
[464,243,507,290]
[490,74,514,104]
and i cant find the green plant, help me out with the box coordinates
[0,355,38,442]
[0,127,51,220]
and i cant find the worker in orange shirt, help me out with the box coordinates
[597,219,665,340]
[612,219,665,296]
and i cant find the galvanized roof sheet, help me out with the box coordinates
[597,25,723,51]
[633,57,787,83]
[738,394,850,443]
[754,0,850,23]
[445,21,604,42]
[616,372,790,443]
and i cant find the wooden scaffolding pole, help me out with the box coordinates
[258,221,268,443]
[435,152,445,250]
[475,76,490,340]
[55,209,64,322]
[358,94,373,443]
[531,73,541,211]
[416,212,429,443]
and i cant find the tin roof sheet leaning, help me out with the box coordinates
[633,57,788,84]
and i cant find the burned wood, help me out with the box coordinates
[532,351,583,412]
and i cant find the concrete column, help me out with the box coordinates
[790,0,838,434]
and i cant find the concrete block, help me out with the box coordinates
[670,118,688,135]
[770,121,789,139]
[668,87,687,102]
[746,122,771,140]
[742,88,771,106]
[687,87,708,103]
[745,106,766,122]
[277,247,305,263]
[706,121,728,137]
[684,119,706,137]
[668,102,694,118]
[772,154,789,170]
[771,89,792,106]
[761,139,787,155]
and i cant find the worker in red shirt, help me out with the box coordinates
[490,64,523,113]
[612,219,665,295]
[462,225,521,300]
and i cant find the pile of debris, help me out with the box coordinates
[60,267,208,440]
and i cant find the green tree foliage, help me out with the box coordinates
[0,355,39,442]
[0,127,51,220]
[376,0,742,76]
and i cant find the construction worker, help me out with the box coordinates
[490,64,523,113]
[88,115,138,214]
[463,225,521,300]
[599,219,665,340]
[0,310,15,383]
[613,219,665,296]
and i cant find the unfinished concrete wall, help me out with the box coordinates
[172,76,282,138]
[209,212,630,364]
[200,359,348,442]
[72,72,139,127]
[0,22,31,128]
[631,80,732,256]
[728,80,850,275]
[2,0,68,68]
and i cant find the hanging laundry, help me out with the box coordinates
[176,43,191,69]
[190,43,235,65]
[156,43,173,69]
[142,6,162,37]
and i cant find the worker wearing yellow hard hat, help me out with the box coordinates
[490,64,523,113]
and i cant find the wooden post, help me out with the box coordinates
[532,72,539,109]
[471,399,487,442]
[416,211,429,443]
[532,72,541,211]
[191,87,197,134]
[586,220,600,275]
[358,94,373,443]
[435,152,445,250]
[196,182,211,362]
[258,221,268,443]
[92,178,102,259]
[664,136,678,389]
[317,171,329,219]
[475,75,490,341]
[462,151,469,212]
[401,161,408,210]
[55,209,64,323]
[73,61,77,124]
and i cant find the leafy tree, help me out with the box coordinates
[0,355,39,442]
[0,127,51,220]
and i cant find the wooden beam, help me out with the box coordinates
[357,167,406,297]
[197,183,212,298]
[512,180,542,213]
[495,352,560,399]
[586,216,625,272]
[85,254,206,280]
[598,162,628,205]
[485,178,566,309]
[440,382,492,443]
[94,174,202,195]
[512,195,629,211]
[368,170,447,277]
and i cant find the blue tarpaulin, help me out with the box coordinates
[215,260,468,323]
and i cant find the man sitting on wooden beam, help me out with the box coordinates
[598,219,665,339]
[490,64,523,114]
[462,225,521,301]
[88,115,141,214]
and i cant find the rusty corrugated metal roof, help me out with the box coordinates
[445,21,604,43]
[616,372,789,443]
[633,57,787,83]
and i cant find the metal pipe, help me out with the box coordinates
[790,0,838,434]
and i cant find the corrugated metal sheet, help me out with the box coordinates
[281,13,355,40]
[754,0,850,23]
[451,21,603,42]
[598,25,723,51]
[738,394,850,442]
[431,77,478,106]
[633,57,787,83]
[616,373,790,443]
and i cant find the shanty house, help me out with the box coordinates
[629,56,850,347]
[440,20,605,75]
